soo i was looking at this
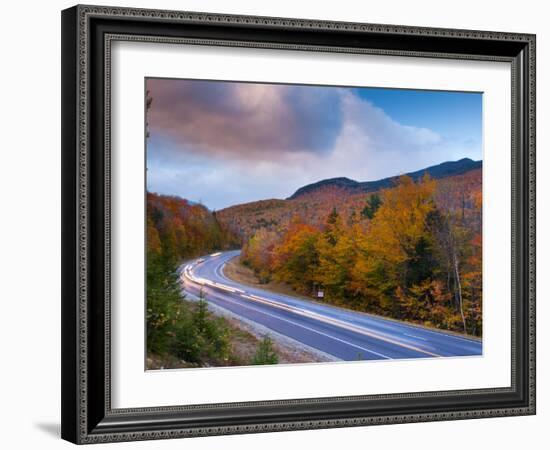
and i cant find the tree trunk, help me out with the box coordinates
[452,251,467,334]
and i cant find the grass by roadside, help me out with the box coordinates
[147,297,328,370]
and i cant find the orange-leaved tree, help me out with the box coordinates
[271,219,322,293]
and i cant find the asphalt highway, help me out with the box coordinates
[180,250,482,361]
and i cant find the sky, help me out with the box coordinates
[145,78,482,210]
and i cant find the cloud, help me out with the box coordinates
[146,81,480,210]
[146,78,342,160]
[310,92,445,181]
[338,92,442,151]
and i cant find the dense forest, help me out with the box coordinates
[146,192,280,368]
[240,174,482,336]
[147,192,241,260]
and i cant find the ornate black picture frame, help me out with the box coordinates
[61,4,536,444]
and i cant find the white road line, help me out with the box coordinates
[199,287,391,360]
[240,293,441,358]
[394,322,480,344]
[187,254,476,355]
[190,264,439,357]
[404,333,428,341]
[191,256,241,292]
[215,258,233,284]
[211,255,479,346]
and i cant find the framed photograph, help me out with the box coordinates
[61,5,536,444]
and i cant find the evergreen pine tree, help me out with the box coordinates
[251,336,279,365]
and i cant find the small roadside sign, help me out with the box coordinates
[317,290,324,298]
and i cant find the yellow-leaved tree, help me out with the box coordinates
[351,175,438,317]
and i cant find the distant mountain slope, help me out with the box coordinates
[287,158,482,200]
[217,159,482,240]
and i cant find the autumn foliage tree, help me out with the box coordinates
[146,192,241,365]
[240,174,482,336]
[240,228,279,283]
[271,219,321,292]
[147,192,240,262]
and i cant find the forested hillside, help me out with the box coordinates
[146,193,250,368]
[217,167,482,244]
[147,192,241,260]
[238,173,482,336]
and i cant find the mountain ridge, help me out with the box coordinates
[216,158,482,241]
[287,158,482,200]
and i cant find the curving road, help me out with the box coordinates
[180,250,482,362]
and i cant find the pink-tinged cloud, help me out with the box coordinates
[146,78,343,160]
